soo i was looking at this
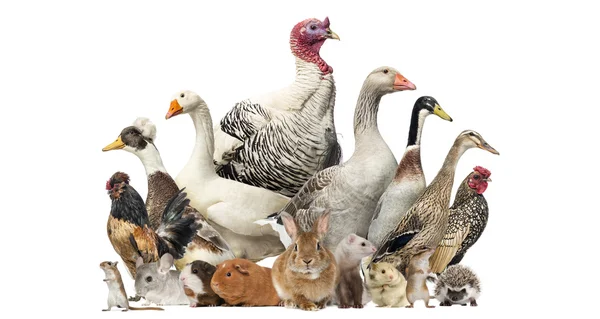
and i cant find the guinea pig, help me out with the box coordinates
[180,260,223,307]
[210,258,280,306]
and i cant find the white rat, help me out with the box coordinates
[99,261,163,311]
[333,233,377,308]
[134,254,189,305]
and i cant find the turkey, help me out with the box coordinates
[213,17,341,197]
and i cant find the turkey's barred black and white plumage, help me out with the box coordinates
[214,61,341,197]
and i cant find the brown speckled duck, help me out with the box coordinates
[370,130,499,276]
[103,118,235,270]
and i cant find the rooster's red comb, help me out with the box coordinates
[105,180,112,190]
[473,166,491,178]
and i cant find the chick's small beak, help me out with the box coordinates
[485,177,492,182]
[166,99,183,119]
[478,141,500,155]
[393,73,416,91]
[325,28,340,40]
[102,136,125,152]
[433,104,453,122]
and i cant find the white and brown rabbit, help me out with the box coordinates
[272,211,339,311]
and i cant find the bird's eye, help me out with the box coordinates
[192,269,198,274]
[294,244,298,251]
[473,175,480,180]
[310,25,317,30]
[146,276,153,283]
[226,272,231,277]
[382,270,386,274]
[383,69,389,74]
[469,132,476,137]
[316,242,321,250]
[361,242,366,247]
[180,93,185,98]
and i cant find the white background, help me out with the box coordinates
[1,0,598,317]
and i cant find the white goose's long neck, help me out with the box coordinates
[188,107,218,178]
[353,89,383,149]
[135,144,167,176]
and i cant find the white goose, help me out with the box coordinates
[269,66,417,250]
[164,91,290,260]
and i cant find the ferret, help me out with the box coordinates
[364,262,409,307]
[99,261,163,311]
[434,264,481,306]
[405,248,436,308]
[180,260,223,307]
[334,233,377,308]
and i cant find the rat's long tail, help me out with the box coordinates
[129,306,164,311]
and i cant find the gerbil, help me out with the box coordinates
[99,261,163,311]
[211,258,280,306]
[364,262,409,307]
[334,233,376,308]
[180,260,223,307]
[434,264,481,306]
[405,248,436,308]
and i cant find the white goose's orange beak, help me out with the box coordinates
[393,73,416,91]
[166,99,183,119]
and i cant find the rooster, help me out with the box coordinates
[105,172,198,278]
[213,17,341,197]
[428,166,492,273]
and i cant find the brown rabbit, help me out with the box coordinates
[272,211,339,311]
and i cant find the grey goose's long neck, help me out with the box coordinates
[407,108,428,147]
[353,89,382,144]
[188,107,218,178]
[426,141,470,206]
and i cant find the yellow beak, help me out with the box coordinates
[433,104,453,122]
[326,28,340,40]
[102,136,125,152]
[166,99,184,120]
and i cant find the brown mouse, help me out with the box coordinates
[405,248,436,308]
[180,260,224,307]
[210,258,280,306]
[99,261,163,311]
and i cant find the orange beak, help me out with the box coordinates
[165,99,183,119]
[393,73,416,91]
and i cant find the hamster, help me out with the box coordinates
[134,254,189,305]
[365,262,409,307]
[180,260,224,307]
[405,248,436,308]
[211,258,280,306]
[334,233,376,308]
[99,261,163,311]
[434,264,481,306]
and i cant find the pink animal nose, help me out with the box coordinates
[180,277,185,281]
[372,247,376,252]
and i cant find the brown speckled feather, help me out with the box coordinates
[393,147,423,182]
[146,171,180,229]
[107,216,159,278]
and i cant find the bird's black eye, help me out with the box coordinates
[473,175,480,180]
[310,25,317,30]
[383,69,389,74]
[294,244,298,251]
[316,242,321,250]
[146,276,153,283]
[469,132,476,137]
[192,269,198,274]
[361,242,366,247]
[382,270,386,274]
[180,93,185,98]
[226,272,231,277]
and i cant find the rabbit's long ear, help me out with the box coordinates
[313,210,331,238]
[159,253,174,274]
[280,212,298,239]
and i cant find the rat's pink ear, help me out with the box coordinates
[136,256,144,269]
[348,233,356,244]
[235,264,249,275]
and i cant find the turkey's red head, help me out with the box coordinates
[468,166,491,195]
[290,17,339,74]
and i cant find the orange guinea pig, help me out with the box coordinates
[210,258,280,306]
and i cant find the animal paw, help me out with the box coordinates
[470,300,478,307]
[190,303,198,308]
[284,300,296,309]
[426,305,435,308]
[440,301,452,307]
[353,304,364,309]
[299,302,318,311]
[338,304,350,309]
[405,304,414,308]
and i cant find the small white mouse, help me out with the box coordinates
[99,261,163,311]
[334,233,377,308]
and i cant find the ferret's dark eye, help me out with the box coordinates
[146,276,153,283]
[192,269,198,274]
[294,244,298,252]
[316,242,321,250]
[382,270,386,274]
[226,272,231,277]
[361,242,366,247]
[383,69,389,74]
[180,93,185,98]
[310,25,317,30]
